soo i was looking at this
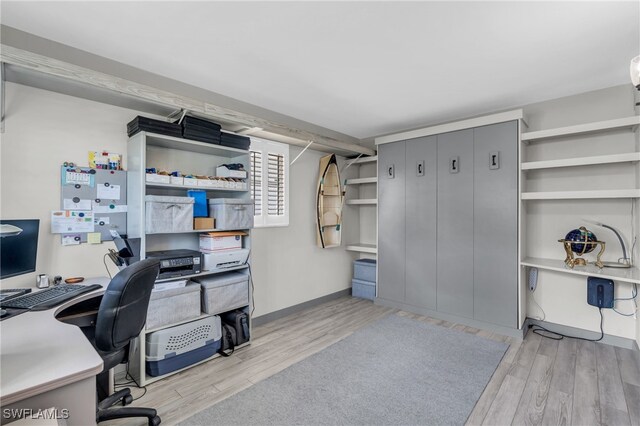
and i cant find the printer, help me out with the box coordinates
[146,249,202,279]
[201,249,250,272]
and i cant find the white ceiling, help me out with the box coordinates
[1,1,638,140]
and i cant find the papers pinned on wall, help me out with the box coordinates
[51,211,95,234]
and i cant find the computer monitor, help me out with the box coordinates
[0,219,40,279]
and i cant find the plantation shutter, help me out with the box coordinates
[267,153,285,216]
[250,150,262,217]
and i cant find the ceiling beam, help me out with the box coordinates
[0,39,374,156]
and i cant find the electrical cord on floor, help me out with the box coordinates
[113,362,148,401]
[529,308,604,342]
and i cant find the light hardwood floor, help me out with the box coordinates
[106,297,640,426]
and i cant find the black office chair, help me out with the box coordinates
[86,258,162,426]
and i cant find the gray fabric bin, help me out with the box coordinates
[352,278,375,300]
[145,195,194,233]
[208,198,254,230]
[146,282,201,330]
[353,259,377,282]
[195,272,249,315]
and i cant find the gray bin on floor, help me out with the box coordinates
[146,282,201,330]
[195,272,249,315]
[352,278,375,300]
[353,259,377,282]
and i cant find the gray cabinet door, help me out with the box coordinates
[437,129,474,318]
[473,121,518,327]
[378,141,406,303]
[405,136,437,310]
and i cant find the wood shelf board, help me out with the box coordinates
[345,177,377,185]
[520,257,640,284]
[346,243,378,254]
[146,182,248,192]
[346,199,378,205]
[144,132,250,157]
[521,189,640,200]
[521,116,640,142]
[154,264,249,283]
[521,152,640,171]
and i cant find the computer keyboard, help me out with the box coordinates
[0,284,102,311]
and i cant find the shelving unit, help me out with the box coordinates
[521,257,640,285]
[521,116,640,143]
[521,189,640,200]
[345,155,377,257]
[519,113,640,325]
[521,152,640,171]
[127,131,253,387]
[346,198,377,205]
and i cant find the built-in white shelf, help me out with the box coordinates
[155,264,249,283]
[145,132,249,157]
[521,257,640,285]
[521,189,640,200]
[351,155,378,164]
[346,243,377,254]
[521,152,640,171]
[345,177,377,185]
[346,199,378,205]
[146,182,248,192]
[521,116,640,143]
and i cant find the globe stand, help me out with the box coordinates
[558,239,606,269]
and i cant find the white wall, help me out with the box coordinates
[522,84,638,341]
[0,83,358,318]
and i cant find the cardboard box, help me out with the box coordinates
[200,231,247,252]
[194,217,215,230]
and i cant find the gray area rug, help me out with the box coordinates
[180,314,508,426]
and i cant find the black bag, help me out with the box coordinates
[222,310,250,346]
[218,323,237,357]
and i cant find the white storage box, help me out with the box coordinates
[146,281,201,330]
[208,198,254,230]
[170,176,184,186]
[195,272,249,315]
[146,173,171,184]
[200,231,246,252]
[183,177,198,186]
[145,195,194,233]
[216,166,248,179]
[202,248,250,271]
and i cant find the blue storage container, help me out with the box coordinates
[353,259,377,282]
[352,278,375,300]
[187,189,208,217]
[146,340,220,377]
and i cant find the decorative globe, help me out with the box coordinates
[565,227,598,255]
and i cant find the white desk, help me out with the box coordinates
[0,278,109,425]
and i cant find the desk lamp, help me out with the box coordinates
[582,219,632,268]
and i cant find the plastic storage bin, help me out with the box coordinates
[353,259,377,282]
[145,195,194,233]
[195,272,249,314]
[208,199,254,230]
[146,282,201,330]
[187,190,208,217]
[352,278,375,300]
[146,316,222,377]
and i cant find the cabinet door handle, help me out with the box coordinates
[450,156,459,174]
[489,151,500,170]
[417,161,425,177]
[387,164,395,179]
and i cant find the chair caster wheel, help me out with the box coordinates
[123,394,133,406]
[149,415,161,426]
